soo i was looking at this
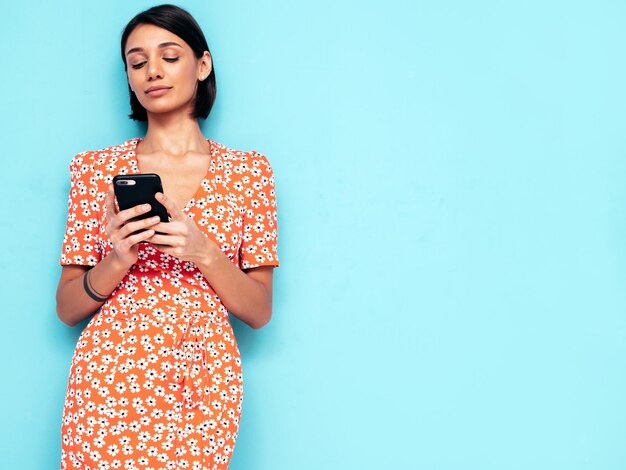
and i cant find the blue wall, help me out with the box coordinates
[1,1,626,468]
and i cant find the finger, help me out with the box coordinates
[145,233,180,246]
[120,215,162,238]
[117,203,152,225]
[150,221,186,235]
[105,185,118,219]
[150,244,174,255]
[125,228,156,248]
[155,192,184,222]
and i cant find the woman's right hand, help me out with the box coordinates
[105,185,161,267]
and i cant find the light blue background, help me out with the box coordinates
[1,1,625,468]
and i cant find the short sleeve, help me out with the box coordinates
[59,153,102,267]
[239,152,280,270]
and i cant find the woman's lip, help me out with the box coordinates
[145,87,172,96]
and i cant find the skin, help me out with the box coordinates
[56,23,274,329]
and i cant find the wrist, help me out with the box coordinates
[196,238,223,270]
[107,250,135,273]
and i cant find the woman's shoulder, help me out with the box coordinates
[69,138,138,165]
[211,139,274,175]
[68,138,139,178]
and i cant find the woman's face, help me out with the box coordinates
[124,24,211,118]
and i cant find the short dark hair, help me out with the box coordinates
[120,4,216,121]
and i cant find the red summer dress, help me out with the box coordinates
[58,138,279,470]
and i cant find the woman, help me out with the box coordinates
[56,5,279,469]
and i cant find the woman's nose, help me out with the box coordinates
[147,62,163,81]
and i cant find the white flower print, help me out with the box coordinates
[60,139,278,469]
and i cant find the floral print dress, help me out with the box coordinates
[59,138,279,470]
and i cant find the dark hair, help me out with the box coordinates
[120,4,216,121]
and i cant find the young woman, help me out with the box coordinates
[56,5,279,469]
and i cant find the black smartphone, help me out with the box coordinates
[113,173,169,224]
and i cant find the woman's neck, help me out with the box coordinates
[139,111,210,157]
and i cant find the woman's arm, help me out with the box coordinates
[56,187,162,326]
[146,192,275,329]
[56,255,133,326]
[196,260,274,330]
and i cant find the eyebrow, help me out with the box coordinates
[126,41,183,56]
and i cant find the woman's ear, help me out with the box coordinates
[198,51,212,81]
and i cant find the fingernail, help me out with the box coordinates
[143,204,151,210]
[151,216,159,222]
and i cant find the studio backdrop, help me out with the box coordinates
[1,1,626,469]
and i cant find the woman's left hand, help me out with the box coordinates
[146,192,220,265]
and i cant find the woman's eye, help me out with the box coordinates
[163,57,179,63]
[130,62,146,69]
